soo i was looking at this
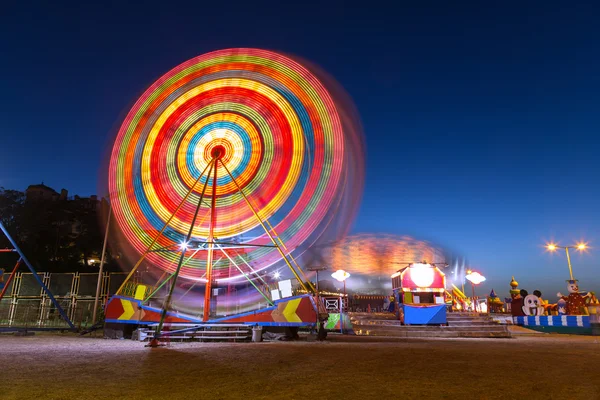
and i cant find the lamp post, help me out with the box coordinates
[465,270,486,312]
[307,266,328,331]
[331,269,350,334]
[546,242,587,280]
[93,200,112,325]
[466,269,473,298]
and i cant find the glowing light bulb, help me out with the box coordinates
[331,269,350,282]
[410,263,434,287]
[465,271,486,285]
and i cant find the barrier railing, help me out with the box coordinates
[0,271,126,329]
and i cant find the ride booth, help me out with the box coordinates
[392,263,447,325]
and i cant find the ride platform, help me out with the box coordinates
[105,293,319,327]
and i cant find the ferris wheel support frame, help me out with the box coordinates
[202,155,219,321]
[115,161,216,296]
[119,152,312,344]
[152,159,216,342]
[220,162,311,293]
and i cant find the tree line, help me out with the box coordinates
[0,187,122,273]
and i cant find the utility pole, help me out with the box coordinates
[307,266,328,329]
[93,200,111,325]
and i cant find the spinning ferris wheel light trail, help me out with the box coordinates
[104,48,364,336]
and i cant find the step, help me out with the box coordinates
[349,313,397,321]
[352,324,508,333]
[447,318,495,323]
[446,313,489,317]
[353,326,511,338]
[353,329,511,338]
[158,335,250,340]
[356,319,502,327]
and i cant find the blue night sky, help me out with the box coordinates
[1,1,599,297]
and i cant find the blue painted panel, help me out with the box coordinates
[403,304,446,325]
[514,315,591,328]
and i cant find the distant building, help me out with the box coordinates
[25,183,68,202]
[72,194,99,210]
[24,183,102,236]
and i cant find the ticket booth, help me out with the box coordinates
[392,263,447,325]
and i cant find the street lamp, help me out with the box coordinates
[331,269,350,334]
[307,266,328,332]
[546,242,588,280]
[465,270,486,311]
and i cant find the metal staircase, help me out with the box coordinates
[135,323,252,342]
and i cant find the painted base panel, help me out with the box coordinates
[104,294,318,327]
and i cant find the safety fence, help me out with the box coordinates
[0,272,126,329]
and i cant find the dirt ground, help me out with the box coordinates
[1,333,599,400]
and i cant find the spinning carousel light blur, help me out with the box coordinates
[311,233,447,279]
[107,48,365,286]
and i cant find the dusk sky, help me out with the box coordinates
[2,1,599,297]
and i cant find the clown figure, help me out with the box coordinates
[556,298,567,315]
[557,279,591,315]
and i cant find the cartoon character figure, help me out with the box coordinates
[557,279,591,315]
[521,289,545,316]
[556,298,567,315]
[510,290,525,316]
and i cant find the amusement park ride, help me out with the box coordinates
[0,221,76,331]
[101,48,363,343]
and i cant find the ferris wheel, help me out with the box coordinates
[108,48,363,323]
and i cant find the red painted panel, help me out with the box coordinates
[105,297,125,319]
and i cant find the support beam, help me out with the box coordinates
[93,201,111,325]
[0,258,21,302]
[142,248,203,304]
[176,256,224,302]
[203,157,219,321]
[221,163,309,293]
[116,161,215,295]
[228,247,271,288]
[153,160,215,342]
[216,244,273,306]
[264,219,315,292]
[0,221,75,329]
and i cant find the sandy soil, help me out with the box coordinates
[1,333,599,400]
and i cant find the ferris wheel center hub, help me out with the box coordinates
[210,145,226,159]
